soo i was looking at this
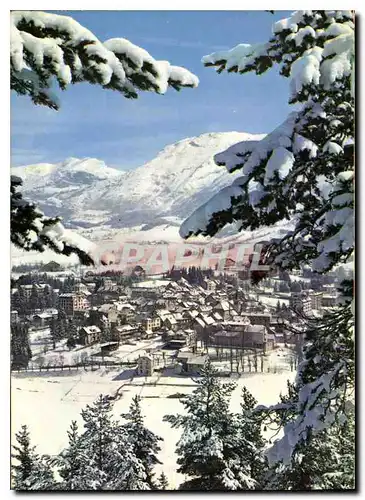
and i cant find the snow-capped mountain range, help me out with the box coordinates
[11,131,298,265]
[12,132,265,232]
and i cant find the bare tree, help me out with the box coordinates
[58,354,65,369]
[80,351,88,366]
[253,351,258,372]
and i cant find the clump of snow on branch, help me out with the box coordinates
[11,10,198,108]
[214,113,296,175]
[264,147,295,184]
[202,43,269,73]
[201,11,354,101]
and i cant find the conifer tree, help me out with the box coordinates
[121,395,163,489]
[11,323,32,368]
[50,317,58,350]
[50,310,67,349]
[12,425,37,489]
[29,284,40,311]
[79,394,149,490]
[12,425,55,490]
[100,324,113,343]
[66,319,78,349]
[80,395,117,488]
[158,471,169,490]
[235,387,268,488]
[261,304,354,470]
[164,360,257,490]
[262,382,355,490]
[50,421,95,490]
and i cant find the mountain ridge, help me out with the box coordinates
[12,131,265,231]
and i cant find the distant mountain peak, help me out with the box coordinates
[11,131,264,231]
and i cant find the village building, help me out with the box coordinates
[322,294,338,308]
[19,283,49,300]
[93,283,121,304]
[213,300,231,321]
[131,279,171,299]
[158,313,177,331]
[290,292,312,315]
[202,279,217,292]
[141,316,161,332]
[137,354,160,376]
[79,325,101,346]
[114,324,141,343]
[97,302,136,328]
[163,328,197,349]
[58,292,90,316]
[211,324,272,352]
[176,351,209,374]
[32,310,58,328]
[310,291,323,310]
[241,312,272,327]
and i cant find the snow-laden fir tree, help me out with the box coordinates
[164,360,263,490]
[258,304,355,485]
[78,394,149,490]
[235,386,268,488]
[11,10,198,266]
[120,395,163,489]
[12,425,37,489]
[11,175,97,266]
[49,421,99,490]
[11,323,32,369]
[158,471,169,490]
[180,10,354,282]
[179,10,354,470]
[66,319,78,349]
[12,425,55,490]
[261,381,355,490]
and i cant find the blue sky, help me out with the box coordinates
[11,10,294,170]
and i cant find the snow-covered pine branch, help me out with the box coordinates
[11,175,99,265]
[11,10,199,109]
[11,10,199,266]
[180,10,354,276]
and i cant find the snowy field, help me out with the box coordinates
[26,327,167,366]
[11,368,295,488]
[257,294,289,308]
